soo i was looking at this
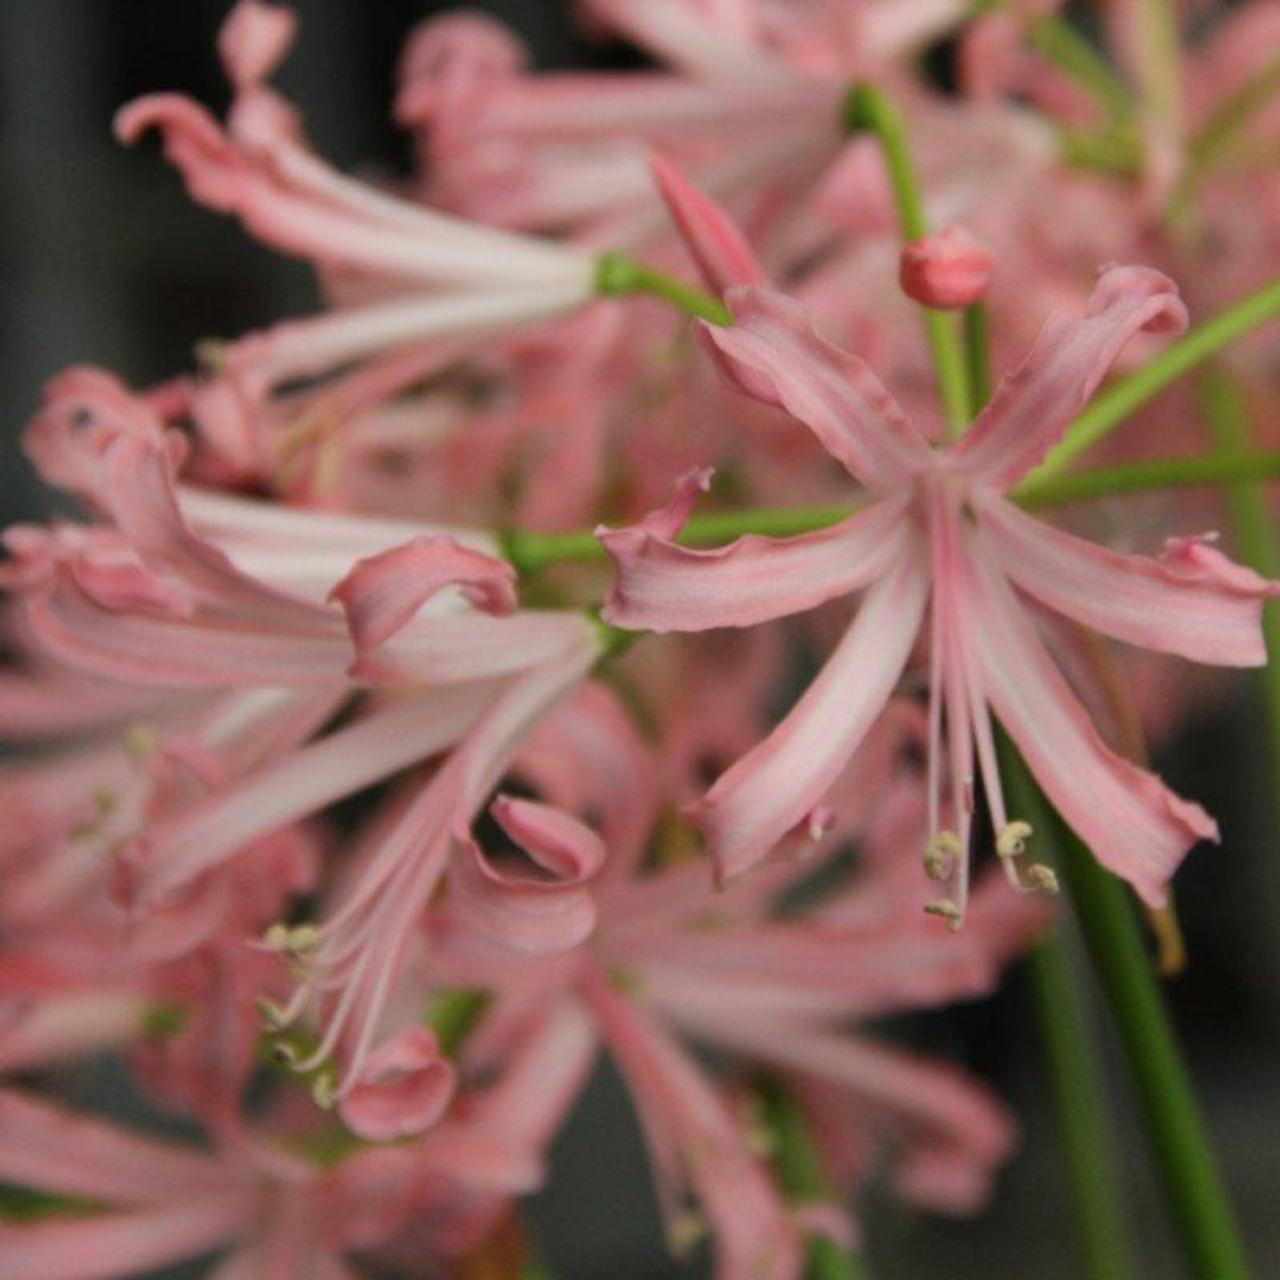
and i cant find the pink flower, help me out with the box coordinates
[431,682,1048,1273]
[599,265,1278,915]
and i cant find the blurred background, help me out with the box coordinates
[1,2,1278,1276]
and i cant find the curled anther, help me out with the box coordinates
[924,898,964,930]
[261,922,320,956]
[255,997,289,1030]
[667,1211,706,1257]
[311,1072,338,1110]
[1022,863,1060,896]
[924,830,962,880]
[996,820,1033,860]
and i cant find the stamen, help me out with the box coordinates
[311,1071,338,1110]
[924,830,962,881]
[667,1211,706,1257]
[924,898,964,930]
[261,922,321,956]
[1023,863,1060,895]
[995,820,1033,860]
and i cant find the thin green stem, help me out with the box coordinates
[1187,53,1280,177]
[1014,449,1280,508]
[504,450,1280,573]
[595,251,731,325]
[1199,371,1280,891]
[1029,935,1142,1280]
[1002,749,1141,1280]
[759,1082,866,1280]
[1032,276,1280,479]
[1025,13,1133,122]
[842,83,971,434]
[1010,754,1252,1279]
[964,302,992,416]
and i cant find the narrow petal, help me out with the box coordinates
[976,493,1276,666]
[329,535,517,661]
[582,973,800,1280]
[949,264,1188,489]
[649,153,765,292]
[699,287,933,493]
[337,1026,457,1141]
[136,683,490,904]
[449,796,606,954]
[971,555,1217,906]
[0,1202,248,1280]
[600,492,910,633]
[667,1009,1015,1217]
[0,1092,230,1206]
[692,549,930,884]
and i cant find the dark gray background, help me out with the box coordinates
[2,3,1277,1276]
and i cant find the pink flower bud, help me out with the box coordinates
[899,226,993,310]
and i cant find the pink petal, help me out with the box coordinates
[971,555,1218,906]
[449,797,606,955]
[99,433,332,630]
[976,493,1276,666]
[649,152,765,292]
[672,1010,1015,1217]
[137,683,490,905]
[217,1,296,88]
[692,549,930,884]
[949,264,1188,489]
[338,1026,457,1142]
[0,1091,230,1206]
[0,1202,249,1280]
[600,492,911,633]
[582,973,800,1280]
[329,535,517,661]
[22,572,349,688]
[699,287,932,493]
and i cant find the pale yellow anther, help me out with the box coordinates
[255,997,289,1030]
[123,725,157,761]
[924,898,964,931]
[996,820,1033,860]
[1024,863,1060,895]
[262,923,320,956]
[196,338,228,371]
[668,1211,706,1257]
[311,1072,338,1110]
[924,830,962,881]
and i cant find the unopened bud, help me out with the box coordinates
[899,226,993,310]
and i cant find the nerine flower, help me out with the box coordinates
[430,682,1048,1278]
[600,265,1278,919]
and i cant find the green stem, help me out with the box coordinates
[842,83,971,434]
[1002,750,1141,1280]
[1186,53,1280,177]
[504,449,1280,573]
[1199,370,1280,876]
[963,302,991,414]
[425,986,491,1055]
[759,1082,866,1280]
[1025,13,1133,122]
[595,251,731,326]
[1014,449,1280,508]
[1032,277,1280,479]
[1011,755,1252,1279]
[1029,935,1142,1279]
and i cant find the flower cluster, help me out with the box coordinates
[3,2,1279,1277]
